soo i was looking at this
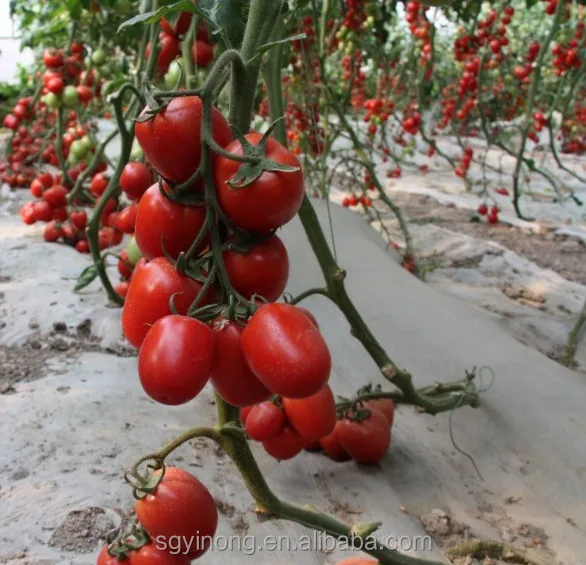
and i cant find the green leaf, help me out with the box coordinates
[74,264,99,292]
[117,0,205,33]
[258,33,307,55]
[198,0,250,48]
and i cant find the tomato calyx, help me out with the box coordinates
[227,121,300,189]
[104,518,151,560]
[124,458,166,500]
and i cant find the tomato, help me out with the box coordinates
[223,235,288,302]
[91,48,106,66]
[282,384,336,441]
[114,281,130,299]
[319,421,351,462]
[99,227,123,249]
[135,96,232,184]
[43,185,68,208]
[70,42,84,55]
[363,398,395,427]
[96,545,123,565]
[244,401,286,441]
[241,406,252,424]
[215,133,304,232]
[33,201,53,222]
[117,249,134,280]
[38,172,54,188]
[126,236,143,265]
[210,319,271,406]
[242,304,331,398]
[70,210,88,230]
[44,93,61,110]
[160,17,175,36]
[122,257,212,348]
[52,207,68,222]
[120,162,153,200]
[21,202,36,225]
[47,76,64,95]
[164,60,182,89]
[90,173,109,197]
[337,407,391,465]
[192,40,214,67]
[196,22,210,43]
[135,184,207,261]
[69,139,88,162]
[135,467,218,559]
[262,427,306,460]
[43,222,62,242]
[146,32,181,72]
[128,543,191,565]
[62,85,79,107]
[115,203,138,234]
[298,307,319,328]
[76,239,90,253]
[30,178,44,198]
[174,12,193,35]
[77,85,93,105]
[43,49,64,69]
[139,315,215,405]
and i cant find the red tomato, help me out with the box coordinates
[138,315,215,405]
[115,203,138,234]
[363,399,395,427]
[223,235,289,302]
[38,172,54,187]
[52,207,68,222]
[47,77,64,95]
[215,133,304,232]
[114,281,130,298]
[196,22,210,43]
[30,179,44,198]
[282,385,336,441]
[210,319,272,407]
[192,40,214,67]
[135,184,207,260]
[128,543,191,565]
[148,32,181,72]
[21,202,36,225]
[337,407,391,465]
[43,222,62,242]
[76,240,90,253]
[174,12,193,35]
[43,185,68,208]
[120,162,153,200]
[122,257,212,348]
[118,249,134,280]
[70,209,88,230]
[135,96,232,184]
[262,427,306,460]
[241,405,252,424]
[90,173,109,197]
[319,421,351,462]
[77,85,93,104]
[244,401,286,441]
[135,467,218,559]
[43,49,64,68]
[3,114,19,130]
[241,304,331,398]
[96,545,124,565]
[33,201,53,222]
[298,307,319,328]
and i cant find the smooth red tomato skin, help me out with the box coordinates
[135,96,232,184]
[43,185,68,208]
[338,407,391,465]
[192,40,214,67]
[139,315,215,405]
[298,307,319,328]
[122,257,211,348]
[319,421,352,462]
[114,281,130,298]
[335,558,378,565]
[120,162,153,200]
[96,545,124,565]
[70,210,88,230]
[135,467,218,559]
[215,133,304,232]
[135,184,207,260]
[363,399,395,427]
[242,303,331,398]
[33,201,53,222]
[210,320,272,407]
[90,173,108,197]
[115,203,138,234]
[224,235,289,302]
[128,543,191,565]
[263,427,306,461]
[147,32,180,72]
[244,402,286,441]
[282,384,336,441]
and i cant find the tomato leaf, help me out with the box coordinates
[197,0,250,49]
[257,33,307,55]
[74,264,99,291]
[117,0,206,33]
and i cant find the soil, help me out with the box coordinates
[375,192,586,284]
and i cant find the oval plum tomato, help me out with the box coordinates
[192,40,214,67]
[363,398,395,427]
[43,222,62,242]
[135,96,232,184]
[135,467,218,559]
[210,319,272,407]
[43,185,68,208]
[122,257,212,348]
[282,384,336,441]
[120,162,153,200]
[52,207,68,222]
[242,303,331,398]
[126,235,142,265]
[33,201,53,222]
[139,315,215,405]
[337,407,391,465]
[128,543,191,565]
[135,183,207,260]
[118,249,134,280]
[30,179,44,198]
[215,133,304,232]
[90,173,109,197]
[298,307,319,328]
[43,49,64,68]
[223,235,289,302]
[96,545,124,565]
[244,401,286,441]
[319,421,351,462]
[262,427,306,461]
[115,203,138,234]
[70,210,88,230]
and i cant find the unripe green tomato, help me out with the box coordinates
[91,48,106,66]
[338,41,345,51]
[80,135,93,152]
[130,140,143,161]
[345,42,354,55]
[126,236,142,265]
[84,56,92,67]
[62,86,79,107]
[70,139,88,161]
[367,16,375,26]
[45,92,61,109]
[164,60,182,89]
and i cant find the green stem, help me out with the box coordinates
[55,106,74,188]
[181,16,197,89]
[562,297,586,367]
